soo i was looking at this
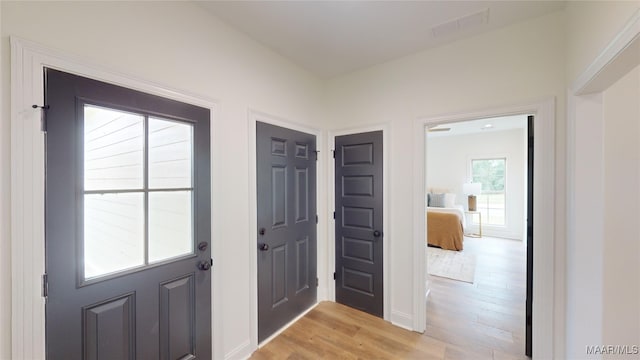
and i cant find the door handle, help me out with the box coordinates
[198,260,211,271]
[259,243,269,251]
[373,230,382,237]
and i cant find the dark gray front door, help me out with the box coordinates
[256,122,317,342]
[334,131,383,317]
[45,69,211,359]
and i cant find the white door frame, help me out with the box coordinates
[9,37,220,359]
[247,110,325,351]
[327,124,391,325]
[412,98,557,358]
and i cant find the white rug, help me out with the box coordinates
[427,246,476,283]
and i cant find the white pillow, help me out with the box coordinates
[444,193,456,208]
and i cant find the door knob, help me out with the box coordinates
[373,230,382,237]
[259,243,269,251]
[198,260,211,271]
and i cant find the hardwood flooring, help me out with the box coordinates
[250,236,528,359]
[425,236,528,360]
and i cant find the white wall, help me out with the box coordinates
[325,11,566,348]
[565,2,640,358]
[602,65,640,351]
[566,1,640,83]
[427,128,526,240]
[1,2,325,359]
[0,3,8,360]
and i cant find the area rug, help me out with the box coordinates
[427,246,476,283]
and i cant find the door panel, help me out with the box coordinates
[45,69,211,359]
[296,237,310,292]
[335,131,383,317]
[159,275,195,360]
[83,293,135,360]
[257,122,317,342]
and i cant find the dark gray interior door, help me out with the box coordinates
[256,122,317,342]
[526,115,534,357]
[45,69,211,359]
[334,131,383,317]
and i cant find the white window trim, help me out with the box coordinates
[470,156,508,227]
[10,36,220,359]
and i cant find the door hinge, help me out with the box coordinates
[313,150,319,161]
[333,211,336,219]
[316,277,319,287]
[32,104,49,132]
[332,150,335,159]
[333,272,336,280]
[210,258,214,267]
[42,273,48,298]
[315,215,318,224]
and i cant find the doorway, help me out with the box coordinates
[423,114,533,357]
[413,100,556,355]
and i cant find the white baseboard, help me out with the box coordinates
[224,339,251,360]
[390,309,414,331]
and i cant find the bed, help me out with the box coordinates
[426,211,464,250]
[427,205,466,229]
[426,194,466,250]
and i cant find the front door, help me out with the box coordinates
[45,69,212,359]
[256,122,317,342]
[334,131,383,317]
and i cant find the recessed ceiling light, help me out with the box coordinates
[482,124,494,130]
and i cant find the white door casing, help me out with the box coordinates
[10,37,219,360]
[413,98,557,358]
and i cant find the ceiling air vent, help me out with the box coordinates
[432,8,490,38]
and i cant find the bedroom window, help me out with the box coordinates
[471,158,506,226]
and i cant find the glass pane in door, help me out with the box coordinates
[84,105,144,191]
[84,192,145,278]
[148,118,193,189]
[149,191,193,262]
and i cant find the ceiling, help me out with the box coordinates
[427,114,529,138]
[198,1,565,78]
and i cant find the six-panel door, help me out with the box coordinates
[256,122,317,342]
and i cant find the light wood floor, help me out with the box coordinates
[251,236,528,359]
